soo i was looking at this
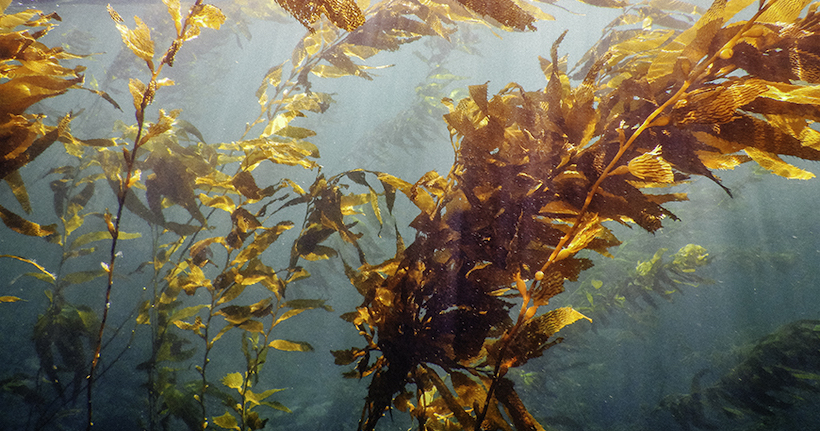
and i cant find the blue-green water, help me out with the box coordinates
[2,0,820,430]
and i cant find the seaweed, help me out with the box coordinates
[332,0,820,429]
[656,320,820,430]
[1,0,820,430]
[560,244,714,326]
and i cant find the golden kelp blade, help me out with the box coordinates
[275,0,365,31]
[627,146,675,183]
[108,6,155,64]
[0,254,56,283]
[744,147,815,179]
[1,12,87,179]
[0,76,83,116]
[269,339,314,351]
[0,296,23,303]
[0,204,57,238]
[504,306,591,367]
[3,170,31,213]
[190,4,226,30]
[455,0,537,31]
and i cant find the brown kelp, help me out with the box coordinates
[1,0,820,430]
[657,320,820,430]
[329,0,820,429]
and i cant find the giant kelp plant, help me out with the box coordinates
[2,0,820,430]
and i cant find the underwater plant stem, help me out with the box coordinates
[420,365,476,429]
[86,3,213,427]
[197,295,219,430]
[86,117,144,430]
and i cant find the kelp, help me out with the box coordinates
[0,8,117,182]
[2,0,820,430]
[328,0,820,429]
[657,320,820,429]
[565,244,714,324]
[0,8,106,241]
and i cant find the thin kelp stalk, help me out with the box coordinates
[473,1,777,428]
[85,2,225,428]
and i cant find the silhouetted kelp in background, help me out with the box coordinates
[2,0,820,430]
[657,320,820,430]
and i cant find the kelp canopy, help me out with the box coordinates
[2,0,820,430]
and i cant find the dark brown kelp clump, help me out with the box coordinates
[331,0,820,429]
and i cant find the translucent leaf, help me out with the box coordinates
[62,269,106,285]
[216,305,250,325]
[269,339,314,352]
[23,271,57,284]
[263,62,285,89]
[217,282,246,306]
[286,267,310,285]
[245,387,286,406]
[199,193,236,213]
[238,319,264,333]
[261,400,292,413]
[275,126,316,139]
[627,146,675,183]
[162,0,183,35]
[555,214,604,261]
[232,222,294,265]
[213,411,240,430]
[177,265,212,295]
[183,24,201,41]
[0,296,23,303]
[222,372,244,390]
[190,3,226,30]
[758,81,820,105]
[331,347,362,365]
[282,298,333,311]
[262,111,299,138]
[70,230,141,250]
[68,182,95,212]
[109,7,155,63]
[168,304,208,323]
[454,0,536,31]
[506,306,591,366]
[647,0,753,84]
[745,147,815,179]
[276,0,365,31]
[141,109,181,145]
[231,171,263,201]
[136,300,150,324]
[311,64,355,78]
[0,204,57,238]
[301,244,338,261]
[274,308,305,326]
[757,0,812,22]
[303,31,323,57]
[128,78,147,112]
[4,170,31,213]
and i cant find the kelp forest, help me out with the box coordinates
[3,0,820,430]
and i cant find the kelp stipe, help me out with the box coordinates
[86,2,226,428]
